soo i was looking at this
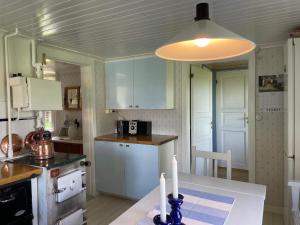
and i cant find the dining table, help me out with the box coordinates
[110,173,266,225]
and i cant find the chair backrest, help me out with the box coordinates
[191,146,232,179]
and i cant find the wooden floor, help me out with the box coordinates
[263,211,284,225]
[87,194,135,225]
[218,167,249,182]
[87,193,283,225]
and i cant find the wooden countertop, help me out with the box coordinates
[0,162,42,186]
[52,136,83,144]
[94,134,178,146]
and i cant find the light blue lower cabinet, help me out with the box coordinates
[94,141,125,196]
[95,141,174,199]
[125,144,159,199]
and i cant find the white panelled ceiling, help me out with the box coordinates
[0,0,300,58]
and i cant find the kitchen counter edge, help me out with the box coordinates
[0,162,42,186]
[94,134,178,146]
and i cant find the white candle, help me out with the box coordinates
[172,155,178,199]
[160,173,167,223]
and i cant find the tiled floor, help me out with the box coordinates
[87,194,283,225]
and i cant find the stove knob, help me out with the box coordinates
[80,161,91,167]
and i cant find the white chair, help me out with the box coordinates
[191,146,232,179]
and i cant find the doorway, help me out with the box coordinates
[44,60,83,154]
[191,60,249,182]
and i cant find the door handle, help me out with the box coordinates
[0,194,15,203]
[54,187,66,194]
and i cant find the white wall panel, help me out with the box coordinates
[255,47,284,208]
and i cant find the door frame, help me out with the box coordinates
[187,52,256,183]
[37,44,99,195]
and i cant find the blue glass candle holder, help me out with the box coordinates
[153,214,172,225]
[167,194,185,225]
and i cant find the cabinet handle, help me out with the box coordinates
[125,144,130,148]
[135,105,139,108]
[120,144,123,147]
[129,105,133,108]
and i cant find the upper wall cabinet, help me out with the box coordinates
[106,60,134,109]
[105,56,174,109]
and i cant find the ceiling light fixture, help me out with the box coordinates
[155,3,256,62]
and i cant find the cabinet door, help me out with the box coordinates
[133,57,167,109]
[105,60,134,109]
[94,141,125,195]
[125,144,159,199]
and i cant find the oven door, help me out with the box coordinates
[0,180,33,225]
[56,209,85,225]
[56,170,85,203]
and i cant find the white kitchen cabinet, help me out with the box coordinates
[105,56,174,109]
[105,60,134,109]
[95,140,174,199]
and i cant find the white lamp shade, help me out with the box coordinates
[155,20,256,62]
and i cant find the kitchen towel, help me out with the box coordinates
[137,187,235,225]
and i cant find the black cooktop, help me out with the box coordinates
[8,152,86,170]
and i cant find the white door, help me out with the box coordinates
[216,70,248,169]
[191,65,213,175]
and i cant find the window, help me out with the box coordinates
[44,111,54,132]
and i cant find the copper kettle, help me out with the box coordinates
[26,128,55,159]
[31,140,54,159]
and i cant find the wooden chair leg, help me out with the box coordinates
[227,150,232,180]
[214,159,218,178]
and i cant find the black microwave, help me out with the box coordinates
[117,120,152,136]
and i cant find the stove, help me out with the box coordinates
[9,153,88,225]
[8,152,86,169]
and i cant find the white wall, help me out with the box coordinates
[0,32,35,158]
[255,46,284,209]
[95,61,117,135]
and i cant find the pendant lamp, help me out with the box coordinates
[155,3,256,61]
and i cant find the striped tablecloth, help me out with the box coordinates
[137,187,235,225]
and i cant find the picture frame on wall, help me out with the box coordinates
[258,74,284,92]
[64,86,81,110]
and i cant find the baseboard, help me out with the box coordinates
[264,204,284,215]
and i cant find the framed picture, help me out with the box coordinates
[258,74,284,92]
[64,86,81,110]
